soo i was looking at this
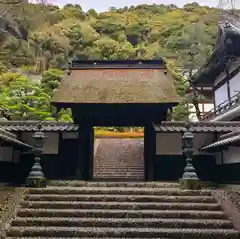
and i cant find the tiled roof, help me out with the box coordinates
[0,121,239,133]
[0,128,32,148]
[0,121,79,132]
[154,121,240,133]
[201,134,240,152]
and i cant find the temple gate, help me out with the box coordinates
[51,60,178,181]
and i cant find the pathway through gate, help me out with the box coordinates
[93,139,144,181]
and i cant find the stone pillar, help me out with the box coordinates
[26,123,46,188]
[76,124,94,180]
[144,124,156,181]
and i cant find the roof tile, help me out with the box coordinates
[0,120,239,133]
[154,121,240,133]
[201,134,240,152]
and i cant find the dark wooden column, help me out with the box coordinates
[77,124,94,180]
[144,123,156,181]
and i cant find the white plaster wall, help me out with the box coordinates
[229,72,240,98]
[21,132,59,154]
[214,83,228,106]
[156,133,182,155]
[0,147,13,162]
[156,133,215,155]
[222,147,240,164]
[62,132,79,139]
[43,133,59,154]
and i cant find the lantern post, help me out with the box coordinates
[26,123,46,188]
[180,123,200,190]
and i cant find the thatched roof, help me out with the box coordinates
[52,61,178,104]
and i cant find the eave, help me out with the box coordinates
[192,22,240,87]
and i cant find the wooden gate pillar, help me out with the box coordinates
[144,124,156,181]
[77,124,94,180]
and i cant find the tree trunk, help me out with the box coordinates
[192,85,202,121]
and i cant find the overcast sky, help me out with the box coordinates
[54,0,225,12]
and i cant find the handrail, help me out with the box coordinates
[202,91,240,120]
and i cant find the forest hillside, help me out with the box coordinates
[0,2,220,122]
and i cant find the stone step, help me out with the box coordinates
[94,166,144,169]
[17,209,227,219]
[20,201,221,211]
[6,238,171,239]
[94,167,144,170]
[94,161,144,164]
[93,174,144,178]
[94,165,144,168]
[93,172,144,176]
[11,217,234,229]
[92,177,145,181]
[93,173,144,176]
[25,194,215,203]
[93,172,144,175]
[94,160,143,162]
[28,187,212,196]
[93,174,144,177]
[94,168,144,171]
[7,227,239,238]
[47,181,179,188]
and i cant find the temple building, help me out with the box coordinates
[1,42,240,184]
[192,22,240,183]
[193,21,240,122]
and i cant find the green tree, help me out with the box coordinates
[87,9,98,18]
[41,68,64,95]
[40,69,72,122]
[0,2,220,122]
[164,23,215,120]
[62,4,86,20]
[0,73,54,120]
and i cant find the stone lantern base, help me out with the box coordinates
[179,178,201,190]
[26,177,47,188]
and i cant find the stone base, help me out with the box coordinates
[179,178,201,190]
[26,177,47,188]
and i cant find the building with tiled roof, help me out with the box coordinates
[192,21,240,183]
[0,119,239,183]
[1,58,240,184]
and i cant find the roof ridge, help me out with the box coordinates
[0,121,76,125]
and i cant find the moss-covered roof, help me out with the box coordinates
[51,60,179,105]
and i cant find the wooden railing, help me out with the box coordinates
[202,92,240,120]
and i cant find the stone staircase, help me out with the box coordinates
[93,139,144,181]
[227,190,240,208]
[6,181,240,238]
